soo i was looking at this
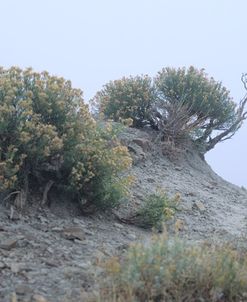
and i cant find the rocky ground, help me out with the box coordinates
[0,127,247,302]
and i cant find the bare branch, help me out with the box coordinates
[241,73,247,91]
[41,180,55,206]
[3,191,21,202]
[204,76,247,152]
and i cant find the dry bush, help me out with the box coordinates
[99,236,247,302]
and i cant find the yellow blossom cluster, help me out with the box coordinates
[91,75,155,128]
[0,66,132,209]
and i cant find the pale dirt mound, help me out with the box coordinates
[0,126,246,302]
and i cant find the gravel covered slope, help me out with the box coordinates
[0,127,246,302]
[121,126,247,242]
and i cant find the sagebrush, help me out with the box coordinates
[99,236,247,302]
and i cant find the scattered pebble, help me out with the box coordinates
[0,239,18,251]
[194,201,206,212]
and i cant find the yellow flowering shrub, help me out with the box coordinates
[91,75,156,128]
[66,122,133,208]
[0,66,132,208]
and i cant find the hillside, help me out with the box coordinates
[120,126,247,242]
[0,126,247,302]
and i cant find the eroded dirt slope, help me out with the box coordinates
[122,127,247,242]
[0,127,246,302]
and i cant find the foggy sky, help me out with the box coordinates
[0,0,246,187]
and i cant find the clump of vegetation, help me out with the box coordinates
[93,67,247,154]
[0,66,132,209]
[135,191,180,230]
[91,75,156,128]
[99,236,247,302]
[154,66,247,152]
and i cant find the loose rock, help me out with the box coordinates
[0,239,18,250]
[0,261,6,269]
[32,294,48,302]
[15,284,33,294]
[62,226,86,241]
[194,201,206,212]
[10,262,22,273]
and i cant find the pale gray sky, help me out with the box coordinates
[1,0,246,187]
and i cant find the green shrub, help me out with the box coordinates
[155,67,235,122]
[154,66,243,152]
[0,66,132,208]
[100,236,247,302]
[135,191,180,230]
[91,75,156,128]
[92,67,247,153]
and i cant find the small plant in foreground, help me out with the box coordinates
[136,191,180,230]
[99,236,247,302]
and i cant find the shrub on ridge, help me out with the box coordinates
[91,75,156,128]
